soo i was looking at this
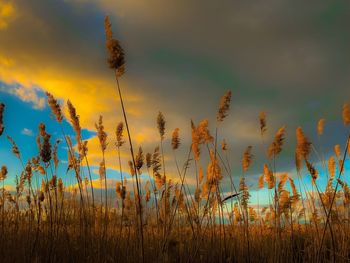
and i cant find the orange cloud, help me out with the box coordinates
[0,1,15,30]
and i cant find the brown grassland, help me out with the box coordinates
[0,16,350,263]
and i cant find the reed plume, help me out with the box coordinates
[217,90,232,122]
[171,128,180,150]
[239,177,249,210]
[146,153,151,169]
[191,120,200,160]
[317,118,325,136]
[264,164,275,189]
[46,92,63,123]
[99,161,106,180]
[221,139,227,151]
[0,166,7,180]
[306,160,318,184]
[151,147,162,177]
[268,126,286,158]
[295,151,302,173]
[40,132,52,164]
[52,140,60,170]
[258,174,264,189]
[295,127,311,161]
[259,111,267,136]
[342,103,350,126]
[278,173,288,193]
[96,115,107,152]
[191,119,213,161]
[6,135,20,159]
[207,149,222,186]
[328,156,335,178]
[288,177,299,203]
[242,146,253,173]
[157,111,166,140]
[334,144,341,160]
[116,122,125,147]
[198,119,213,143]
[104,16,125,76]
[135,146,144,173]
[67,100,87,157]
[199,167,204,184]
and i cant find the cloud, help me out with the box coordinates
[0,84,45,109]
[0,1,16,30]
[21,128,33,136]
[12,86,45,109]
[1,0,350,185]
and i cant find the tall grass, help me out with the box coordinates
[0,16,350,263]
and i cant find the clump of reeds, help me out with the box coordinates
[2,17,350,263]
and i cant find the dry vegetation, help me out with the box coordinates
[1,16,350,263]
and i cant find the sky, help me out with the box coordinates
[1,0,350,203]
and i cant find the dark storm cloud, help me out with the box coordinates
[1,0,350,185]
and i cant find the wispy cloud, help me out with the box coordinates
[12,86,45,109]
[21,128,33,136]
[0,84,46,109]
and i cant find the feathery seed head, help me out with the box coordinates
[128,160,135,177]
[221,139,227,151]
[46,92,63,123]
[328,156,335,178]
[259,111,267,136]
[7,135,20,159]
[40,132,52,163]
[317,118,325,136]
[0,166,7,180]
[67,100,87,157]
[116,121,125,147]
[242,146,253,173]
[146,153,152,169]
[96,115,107,152]
[264,164,275,189]
[217,90,232,122]
[296,127,311,161]
[171,128,180,150]
[306,160,318,184]
[157,111,166,140]
[258,174,264,189]
[151,146,161,176]
[268,126,286,158]
[334,144,341,160]
[104,16,125,76]
[135,146,144,172]
[342,103,350,126]
[99,161,106,180]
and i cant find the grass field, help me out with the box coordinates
[0,15,350,263]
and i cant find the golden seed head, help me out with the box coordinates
[259,111,267,136]
[217,90,232,122]
[242,146,253,173]
[342,103,350,126]
[115,121,125,147]
[95,115,107,152]
[0,166,7,180]
[268,126,286,158]
[104,16,125,76]
[157,111,166,140]
[317,118,325,136]
[171,128,180,150]
[46,92,63,123]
